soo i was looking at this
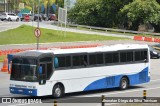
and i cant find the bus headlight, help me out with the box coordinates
[10,89,14,91]
[28,91,33,93]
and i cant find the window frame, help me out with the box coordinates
[39,56,53,80]
[54,48,149,71]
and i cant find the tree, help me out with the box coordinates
[97,0,133,27]
[121,0,160,31]
[68,0,101,26]
[56,0,64,8]
[43,0,56,15]
[0,0,4,12]
[68,0,133,27]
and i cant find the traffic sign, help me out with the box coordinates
[34,28,41,38]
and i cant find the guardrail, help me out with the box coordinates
[65,23,160,36]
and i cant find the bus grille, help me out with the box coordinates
[106,76,115,86]
[139,71,147,82]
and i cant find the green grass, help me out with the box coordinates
[0,25,129,45]
[0,55,7,61]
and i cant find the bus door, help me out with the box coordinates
[39,63,47,85]
[38,56,53,85]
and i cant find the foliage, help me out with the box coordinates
[68,0,100,26]
[68,0,160,32]
[56,0,64,8]
[121,0,160,25]
[68,0,132,27]
[43,0,56,8]
[97,0,133,27]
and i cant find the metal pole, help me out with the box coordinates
[14,0,15,13]
[37,0,40,28]
[4,0,6,12]
[101,95,105,106]
[32,1,34,33]
[37,0,40,50]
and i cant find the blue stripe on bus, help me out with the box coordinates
[10,87,37,96]
[83,67,150,91]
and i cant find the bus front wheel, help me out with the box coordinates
[52,84,64,98]
[120,77,129,90]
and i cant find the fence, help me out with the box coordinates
[64,23,160,36]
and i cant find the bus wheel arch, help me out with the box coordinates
[119,76,129,90]
[52,82,65,98]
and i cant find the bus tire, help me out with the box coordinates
[120,77,129,90]
[52,84,64,98]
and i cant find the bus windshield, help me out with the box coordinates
[10,57,38,82]
[11,64,38,82]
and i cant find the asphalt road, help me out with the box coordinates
[0,21,23,32]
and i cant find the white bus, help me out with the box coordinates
[10,44,150,97]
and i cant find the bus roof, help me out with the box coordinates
[51,44,149,54]
[13,50,53,58]
[13,44,149,57]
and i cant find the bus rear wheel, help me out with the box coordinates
[120,77,129,90]
[52,84,64,98]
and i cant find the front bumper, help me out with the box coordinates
[10,87,37,96]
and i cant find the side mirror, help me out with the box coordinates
[144,59,148,63]
[39,79,46,85]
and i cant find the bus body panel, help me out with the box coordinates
[10,63,149,96]
[51,63,149,93]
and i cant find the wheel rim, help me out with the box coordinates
[54,87,61,97]
[122,79,127,89]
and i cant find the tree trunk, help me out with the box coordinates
[151,24,160,33]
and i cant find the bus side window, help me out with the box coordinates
[54,57,59,68]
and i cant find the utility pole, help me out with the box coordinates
[32,0,34,33]
[37,0,40,50]
[37,0,40,28]
[14,0,15,13]
[4,0,6,12]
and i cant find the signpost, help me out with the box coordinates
[58,7,67,37]
[34,28,41,38]
[34,28,41,50]
[36,0,40,50]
